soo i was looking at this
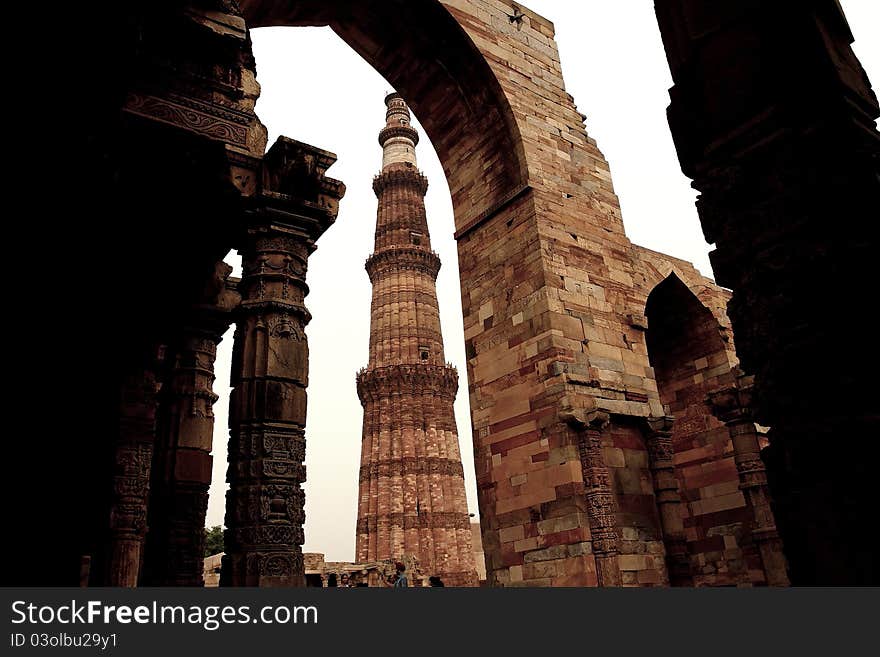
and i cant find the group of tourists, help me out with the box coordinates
[334,562,445,588]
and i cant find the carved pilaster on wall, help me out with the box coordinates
[642,416,692,587]
[708,372,790,587]
[561,407,622,587]
[222,137,345,587]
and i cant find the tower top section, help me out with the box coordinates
[379,93,420,170]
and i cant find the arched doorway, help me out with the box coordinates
[644,274,764,586]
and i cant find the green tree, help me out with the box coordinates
[204,526,224,557]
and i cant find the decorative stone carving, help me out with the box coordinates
[562,407,622,587]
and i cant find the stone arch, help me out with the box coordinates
[644,274,763,586]
[645,273,736,413]
[636,251,735,347]
[239,0,529,231]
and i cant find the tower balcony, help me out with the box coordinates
[365,246,442,283]
[372,166,429,196]
[356,363,459,403]
[378,124,420,148]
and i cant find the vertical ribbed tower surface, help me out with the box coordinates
[355,93,478,587]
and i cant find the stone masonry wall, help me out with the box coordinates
[448,0,674,586]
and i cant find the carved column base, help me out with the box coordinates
[108,539,144,589]
[594,553,622,588]
[222,551,306,588]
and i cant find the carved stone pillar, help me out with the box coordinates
[222,138,344,587]
[709,374,790,587]
[643,416,691,586]
[562,409,621,587]
[144,263,239,586]
[105,362,160,587]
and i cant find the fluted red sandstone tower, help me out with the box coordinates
[356,94,478,587]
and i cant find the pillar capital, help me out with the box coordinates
[244,136,346,248]
[262,137,346,202]
[560,401,611,432]
[642,415,677,473]
[707,370,755,426]
[642,415,675,438]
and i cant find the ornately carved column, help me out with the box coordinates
[643,416,691,586]
[143,263,239,586]
[222,138,344,587]
[105,361,160,587]
[563,409,621,587]
[709,374,789,587]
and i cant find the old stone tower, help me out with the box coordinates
[355,94,478,587]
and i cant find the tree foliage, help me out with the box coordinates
[204,526,224,557]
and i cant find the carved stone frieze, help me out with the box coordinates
[125,92,250,147]
[359,457,466,480]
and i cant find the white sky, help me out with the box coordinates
[205,1,879,562]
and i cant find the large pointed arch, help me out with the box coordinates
[240,0,529,232]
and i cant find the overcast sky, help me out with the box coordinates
[205,1,879,562]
